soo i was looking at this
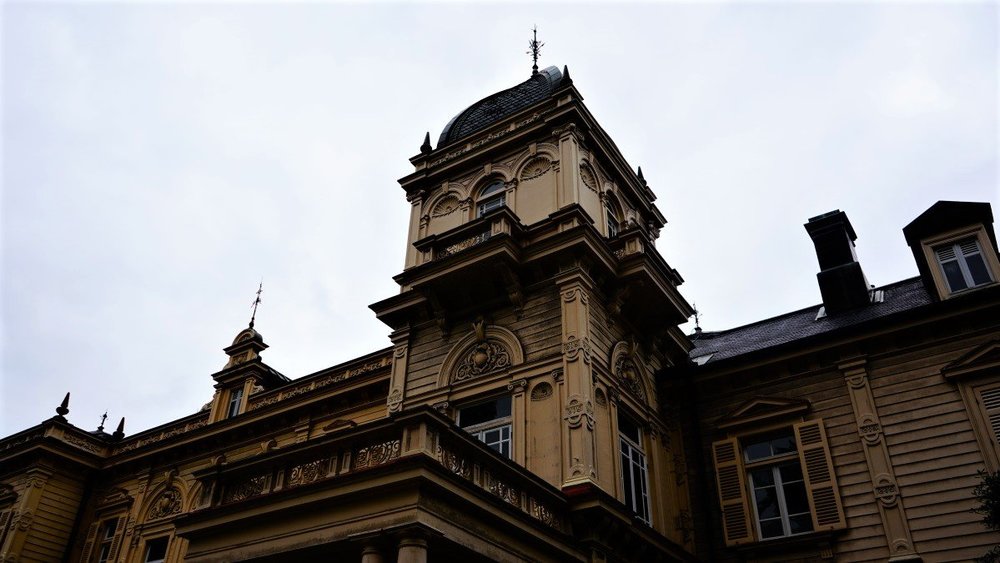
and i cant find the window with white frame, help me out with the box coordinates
[606,207,620,238]
[458,396,512,458]
[476,180,506,218]
[618,412,650,524]
[935,237,994,294]
[743,430,814,539]
[226,387,244,419]
[143,537,168,563]
[95,517,118,563]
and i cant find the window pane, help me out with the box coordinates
[771,435,797,455]
[744,441,772,461]
[621,450,634,508]
[460,397,510,427]
[618,414,641,444]
[754,486,779,519]
[967,254,992,286]
[783,481,810,514]
[789,513,814,534]
[779,463,803,483]
[750,467,774,486]
[480,180,504,197]
[942,260,968,292]
[760,519,784,539]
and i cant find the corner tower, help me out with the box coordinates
[371,64,696,545]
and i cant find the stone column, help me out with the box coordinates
[396,537,428,563]
[361,544,384,563]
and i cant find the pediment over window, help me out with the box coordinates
[439,321,525,387]
[717,396,811,430]
[942,339,1000,380]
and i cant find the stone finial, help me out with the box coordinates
[420,132,432,154]
[561,65,572,86]
[112,417,125,441]
[637,166,646,186]
[56,392,70,419]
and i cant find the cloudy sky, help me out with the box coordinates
[2,2,997,436]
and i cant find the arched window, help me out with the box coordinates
[606,199,622,238]
[476,180,506,218]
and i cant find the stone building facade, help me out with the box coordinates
[1,65,999,562]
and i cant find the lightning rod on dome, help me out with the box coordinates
[527,26,544,76]
[249,281,263,329]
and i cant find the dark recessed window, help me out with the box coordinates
[743,430,813,540]
[96,517,118,563]
[143,537,169,563]
[458,396,512,458]
[618,411,650,524]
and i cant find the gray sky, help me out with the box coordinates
[2,2,997,436]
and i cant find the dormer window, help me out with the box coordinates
[935,237,993,293]
[476,180,506,218]
[227,387,244,418]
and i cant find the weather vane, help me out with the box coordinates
[98,411,108,432]
[527,26,544,76]
[249,281,263,329]
[692,303,702,332]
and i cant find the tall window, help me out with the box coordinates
[606,207,620,238]
[744,430,813,539]
[935,237,993,293]
[227,387,244,418]
[95,517,118,563]
[458,396,511,458]
[476,180,506,218]
[143,537,169,563]
[618,412,650,524]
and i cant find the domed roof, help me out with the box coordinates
[438,66,565,147]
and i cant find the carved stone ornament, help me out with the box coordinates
[354,440,401,470]
[223,475,267,504]
[437,445,472,479]
[614,354,646,401]
[148,487,182,520]
[579,164,599,192]
[874,475,899,507]
[531,383,553,401]
[520,156,551,181]
[455,340,512,381]
[564,395,594,429]
[431,195,461,217]
[97,487,133,509]
[387,388,403,412]
[288,460,325,487]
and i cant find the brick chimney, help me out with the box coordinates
[804,210,871,315]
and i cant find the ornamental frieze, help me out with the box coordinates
[288,460,325,488]
[223,475,267,504]
[354,440,401,470]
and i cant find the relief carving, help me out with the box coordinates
[223,475,267,504]
[436,446,472,479]
[562,336,592,363]
[614,355,646,401]
[431,196,461,217]
[387,388,403,412]
[355,440,401,469]
[520,156,551,181]
[288,460,325,487]
[455,340,512,381]
[579,164,599,193]
[531,383,553,401]
[148,487,182,520]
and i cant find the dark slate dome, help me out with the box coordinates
[438,66,565,147]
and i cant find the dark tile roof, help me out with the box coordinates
[438,66,564,147]
[688,277,934,365]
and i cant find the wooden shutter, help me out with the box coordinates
[977,387,1000,448]
[794,419,846,531]
[712,437,753,545]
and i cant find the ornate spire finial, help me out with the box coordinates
[56,392,70,419]
[637,166,646,185]
[97,411,108,432]
[561,65,572,86]
[249,281,263,329]
[420,132,432,154]
[112,417,125,441]
[692,303,702,333]
[527,26,544,76]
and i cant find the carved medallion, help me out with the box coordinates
[148,487,182,520]
[455,340,511,381]
[614,355,646,401]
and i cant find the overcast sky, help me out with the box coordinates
[2,2,997,436]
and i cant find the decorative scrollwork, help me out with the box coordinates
[614,354,646,401]
[387,388,403,412]
[487,474,520,507]
[148,487,182,520]
[455,340,511,381]
[223,475,267,504]
[288,460,325,487]
[355,440,401,470]
[436,446,472,479]
[520,156,552,181]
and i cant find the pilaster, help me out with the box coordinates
[555,125,582,209]
[558,270,597,487]
[387,329,411,415]
[840,358,921,562]
[0,466,51,560]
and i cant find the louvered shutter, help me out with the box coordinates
[712,437,753,545]
[794,420,846,531]
[977,387,1000,449]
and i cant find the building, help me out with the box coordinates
[0,60,998,563]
